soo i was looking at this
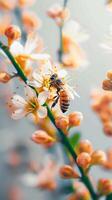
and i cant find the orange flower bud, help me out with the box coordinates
[103,121,112,136]
[107,70,112,80]
[47,4,70,26]
[18,0,35,7]
[59,165,79,179]
[76,152,91,169]
[31,130,55,145]
[55,115,69,131]
[0,71,11,83]
[98,179,112,195]
[102,79,112,91]
[5,25,21,46]
[75,140,93,155]
[91,150,107,165]
[22,11,41,33]
[68,112,83,127]
[69,182,91,200]
[103,148,112,170]
[0,0,16,10]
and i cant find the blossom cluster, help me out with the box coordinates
[91,89,112,136]
[0,0,41,35]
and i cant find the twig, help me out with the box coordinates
[0,40,99,200]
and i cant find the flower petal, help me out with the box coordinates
[11,95,26,108]
[24,86,36,99]
[10,41,24,56]
[38,91,49,105]
[58,69,67,79]
[27,80,42,88]
[38,106,47,118]
[32,71,43,83]
[24,32,39,54]
[11,109,26,120]
[29,53,50,61]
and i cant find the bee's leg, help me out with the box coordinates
[51,95,59,109]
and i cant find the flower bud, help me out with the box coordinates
[0,0,16,10]
[75,140,93,155]
[91,150,107,165]
[103,121,112,136]
[69,182,91,200]
[47,4,69,26]
[18,0,35,7]
[22,11,41,32]
[98,179,112,195]
[102,79,112,91]
[0,71,11,83]
[59,165,79,179]
[107,70,112,80]
[5,25,21,46]
[31,130,55,145]
[76,152,91,169]
[68,112,83,127]
[55,115,69,131]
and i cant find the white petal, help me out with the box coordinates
[63,20,89,43]
[38,91,49,105]
[32,71,43,82]
[11,95,26,108]
[24,86,36,99]
[11,109,26,120]
[38,106,47,118]
[30,53,50,61]
[21,173,37,187]
[24,32,39,54]
[28,80,42,88]
[64,20,80,37]
[58,69,67,79]
[10,41,24,56]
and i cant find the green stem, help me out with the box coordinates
[0,42,27,83]
[0,40,98,200]
[63,0,68,8]
[106,193,112,200]
[58,0,69,63]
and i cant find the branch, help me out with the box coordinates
[0,40,99,200]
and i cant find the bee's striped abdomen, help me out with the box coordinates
[60,90,70,113]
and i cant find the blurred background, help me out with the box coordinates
[0,0,112,199]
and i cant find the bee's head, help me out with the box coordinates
[50,73,58,81]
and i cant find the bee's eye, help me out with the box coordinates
[50,74,57,80]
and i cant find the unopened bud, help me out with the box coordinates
[76,152,91,169]
[102,79,112,91]
[98,179,112,195]
[5,25,21,46]
[0,0,16,10]
[91,150,107,165]
[107,70,112,80]
[31,130,55,145]
[55,115,69,131]
[22,11,41,32]
[103,121,112,136]
[68,112,83,127]
[75,140,93,155]
[18,0,35,7]
[47,4,69,26]
[59,165,79,179]
[0,71,11,83]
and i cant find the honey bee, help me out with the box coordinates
[49,73,70,113]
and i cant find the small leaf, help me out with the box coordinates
[69,133,81,148]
